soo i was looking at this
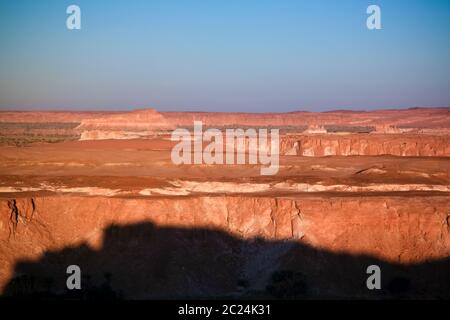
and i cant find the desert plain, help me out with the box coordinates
[0,107,449,299]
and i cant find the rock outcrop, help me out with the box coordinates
[162,107,450,129]
[280,134,450,157]
[76,109,174,140]
[0,195,449,298]
[0,107,449,299]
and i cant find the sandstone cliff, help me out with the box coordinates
[76,109,174,140]
[280,134,450,157]
[1,195,449,298]
[162,107,450,128]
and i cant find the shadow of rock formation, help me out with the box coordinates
[2,222,449,299]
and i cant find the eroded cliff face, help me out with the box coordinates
[280,134,450,157]
[76,109,174,141]
[1,195,449,298]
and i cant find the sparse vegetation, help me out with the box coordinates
[324,125,375,133]
[0,135,80,147]
[0,122,80,130]
[0,122,81,146]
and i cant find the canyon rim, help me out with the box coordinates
[0,107,449,299]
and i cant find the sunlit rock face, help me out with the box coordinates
[1,196,449,299]
[161,107,450,128]
[280,134,450,156]
[76,108,174,140]
[0,107,449,299]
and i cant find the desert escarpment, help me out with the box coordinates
[280,134,450,157]
[1,195,449,298]
[162,107,450,128]
[2,107,449,128]
[0,107,449,299]
[1,108,449,149]
[76,109,174,140]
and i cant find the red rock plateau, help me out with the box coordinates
[0,107,449,299]
[77,109,174,140]
[162,107,450,128]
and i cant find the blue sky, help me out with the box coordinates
[0,0,449,112]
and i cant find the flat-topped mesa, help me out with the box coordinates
[76,108,175,140]
[76,108,173,131]
[162,107,450,129]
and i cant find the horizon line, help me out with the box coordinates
[0,106,449,114]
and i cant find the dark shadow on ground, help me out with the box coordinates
[2,222,449,299]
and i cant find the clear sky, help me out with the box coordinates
[0,0,449,112]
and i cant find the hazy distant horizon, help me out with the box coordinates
[1,0,450,112]
[0,105,449,114]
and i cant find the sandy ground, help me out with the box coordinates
[0,137,448,198]
[0,109,449,299]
